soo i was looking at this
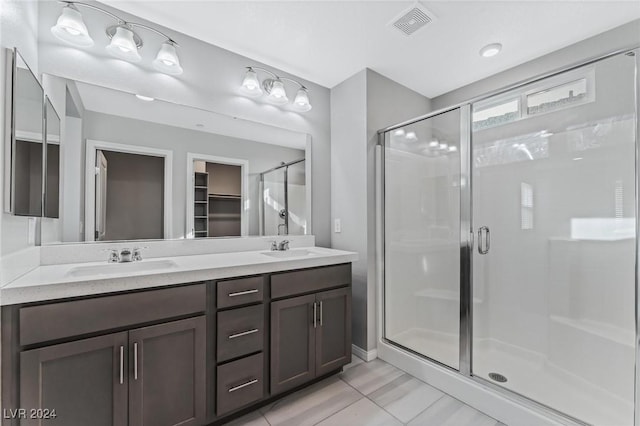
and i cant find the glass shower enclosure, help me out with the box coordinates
[380,49,638,425]
[260,159,307,236]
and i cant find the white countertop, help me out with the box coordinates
[1,247,358,305]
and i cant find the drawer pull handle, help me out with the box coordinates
[229,289,259,297]
[229,379,259,393]
[228,329,259,339]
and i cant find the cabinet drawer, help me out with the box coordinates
[217,353,264,416]
[217,276,264,309]
[271,264,351,299]
[217,304,264,362]
[20,284,206,346]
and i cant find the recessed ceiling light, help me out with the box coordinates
[135,94,154,102]
[480,43,502,58]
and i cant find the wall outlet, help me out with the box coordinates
[334,218,341,233]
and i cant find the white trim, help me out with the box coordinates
[305,135,313,235]
[352,344,378,362]
[185,153,249,238]
[15,130,43,143]
[84,139,173,242]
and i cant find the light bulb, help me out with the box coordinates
[51,5,93,47]
[240,68,263,97]
[106,25,141,62]
[429,140,439,148]
[292,88,312,112]
[153,41,183,75]
[266,79,288,105]
[405,131,418,142]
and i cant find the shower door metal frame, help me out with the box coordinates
[377,46,640,426]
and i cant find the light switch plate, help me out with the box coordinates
[334,218,341,233]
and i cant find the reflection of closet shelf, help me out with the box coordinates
[209,194,241,200]
[195,185,208,189]
[209,213,241,219]
[194,201,208,204]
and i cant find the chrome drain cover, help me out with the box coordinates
[488,372,507,383]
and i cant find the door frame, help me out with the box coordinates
[185,153,249,238]
[376,47,640,426]
[84,139,173,241]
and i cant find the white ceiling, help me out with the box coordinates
[100,1,640,98]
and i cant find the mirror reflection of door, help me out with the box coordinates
[95,150,108,241]
[94,150,165,241]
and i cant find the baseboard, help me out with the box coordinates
[351,344,378,362]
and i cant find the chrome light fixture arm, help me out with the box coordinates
[247,66,306,90]
[58,1,177,44]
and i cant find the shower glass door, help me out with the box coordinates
[471,52,637,425]
[384,108,462,369]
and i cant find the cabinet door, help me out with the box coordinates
[270,294,316,395]
[315,287,352,376]
[129,316,206,426]
[20,332,128,426]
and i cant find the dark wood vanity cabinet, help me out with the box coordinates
[19,317,206,426]
[20,332,129,426]
[2,263,352,426]
[270,264,352,395]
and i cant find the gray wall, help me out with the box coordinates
[36,0,332,247]
[331,69,431,352]
[102,150,164,241]
[82,111,304,239]
[431,19,640,110]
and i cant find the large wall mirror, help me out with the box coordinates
[4,49,45,217]
[38,75,311,245]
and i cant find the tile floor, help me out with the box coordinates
[225,357,506,426]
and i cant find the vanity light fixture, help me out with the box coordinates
[50,4,94,47]
[240,67,312,112]
[51,1,183,75]
[480,43,502,58]
[106,24,141,62]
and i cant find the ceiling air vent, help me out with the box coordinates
[390,4,435,36]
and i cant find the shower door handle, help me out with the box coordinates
[478,226,490,255]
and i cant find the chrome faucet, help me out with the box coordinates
[278,240,290,251]
[120,248,133,263]
[269,240,290,251]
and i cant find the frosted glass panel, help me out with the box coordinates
[384,108,461,369]
[471,52,636,425]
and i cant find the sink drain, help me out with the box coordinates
[488,372,507,383]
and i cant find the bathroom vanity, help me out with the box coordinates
[0,245,355,426]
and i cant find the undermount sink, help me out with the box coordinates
[65,259,178,278]
[261,249,315,259]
